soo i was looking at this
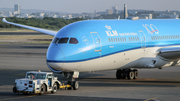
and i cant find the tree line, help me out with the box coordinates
[0,17,84,30]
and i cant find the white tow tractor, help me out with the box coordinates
[13,71,71,95]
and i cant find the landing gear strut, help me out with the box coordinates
[63,71,79,90]
[116,69,138,80]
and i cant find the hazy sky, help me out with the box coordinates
[1,0,180,13]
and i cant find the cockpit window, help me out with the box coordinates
[53,37,59,44]
[69,38,79,44]
[58,38,69,44]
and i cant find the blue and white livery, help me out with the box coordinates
[3,18,180,89]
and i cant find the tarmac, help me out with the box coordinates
[0,37,180,101]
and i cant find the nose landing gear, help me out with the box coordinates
[116,69,138,80]
[63,71,79,90]
[67,80,79,90]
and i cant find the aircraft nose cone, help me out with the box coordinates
[46,47,65,67]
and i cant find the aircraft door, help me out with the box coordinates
[139,31,146,48]
[90,32,102,52]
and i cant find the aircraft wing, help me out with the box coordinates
[157,47,180,60]
[2,18,57,36]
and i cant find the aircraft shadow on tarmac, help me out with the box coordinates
[0,69,179,88]
[78,78,179,88]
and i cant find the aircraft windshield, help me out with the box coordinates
[53,37,78,44]
[58,38,69,44]
[69,38,79,44]
[52,37,59,44]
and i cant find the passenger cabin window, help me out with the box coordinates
[53,37,59,43]
[69,38,79,44]
[58,38,69,44]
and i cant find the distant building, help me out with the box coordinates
[27,15,36,18]
[124,4,128,19]
[67,15,73,19]
[112,6,118,14]
[139,14,152,19]
[0,11,5,17]
[20,13,29,18]
[3,11,13,17]
[61,15,67,18]
[14,4,20,15]
[39,13,45,18]
[129,11,137,15]
[106,9,113,15]
[157,11,179,19]
[166,10,170,13]
[0,14,4,17]
[94,10,97,17]
[52,14,58,18]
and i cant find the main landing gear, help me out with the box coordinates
[63,71,79,90]
[116,69,138,80]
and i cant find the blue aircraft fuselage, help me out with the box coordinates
[46,19,180,72]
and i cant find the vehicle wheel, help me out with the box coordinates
[127,70,134,80]
[67,81,72,90]
[133,69,138,79]
[39,84,46,95]
[122,69,127,79]
[51,83,57,94]
[116,69,121,79]
[73,81,79,90]
[13,86,17,93]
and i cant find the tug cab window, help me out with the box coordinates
[69,38,78,44]
[36,74,46,79]
[58,38,69,44]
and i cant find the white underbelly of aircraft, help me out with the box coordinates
[48,47,180,72]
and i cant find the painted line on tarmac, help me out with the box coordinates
[0,95,37,101]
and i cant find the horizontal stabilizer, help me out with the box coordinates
[2,18,57,36]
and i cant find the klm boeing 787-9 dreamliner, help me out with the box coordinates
[3,18,180,90]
